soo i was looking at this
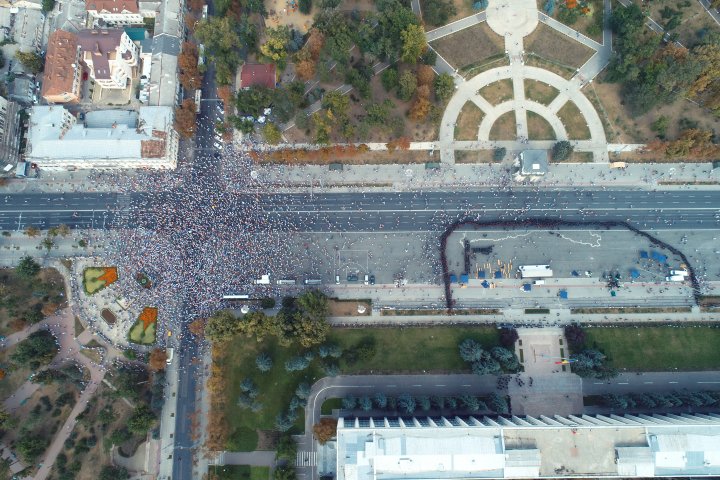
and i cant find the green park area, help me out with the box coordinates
[217,325,499,450]
[128,307,158,345]
[583,327,720,371]
[210,465,270,480]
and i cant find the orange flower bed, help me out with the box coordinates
[139,307,158,330]
[98,267,118,285]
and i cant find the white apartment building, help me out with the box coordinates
[77,29,139,89]
[26,105,178,170]
[85,0,143,25]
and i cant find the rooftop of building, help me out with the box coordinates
[86,0,138,13]
[41,30,79,98]
[336,413,720,480]
[520,149,548,175]
[240,64,276,89]
[26,105,172,161]
[77,29,131,80]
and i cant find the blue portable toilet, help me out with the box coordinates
[559,290,568,299]
[477,270,486,279]
[481,280,490,288]
[523,283,532,292]
[571,270,579,277]
[640,250,648,259]
[494,270,503,279]
[630,269,640,279]
[460,274,469,283]
[450,274,457,283]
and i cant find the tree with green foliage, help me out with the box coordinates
[16,432,47,461]
[471,351,501,375]
[205,310,239,342]
[381,68,399,92]
[284,355,311,371]
[458,338,484,362]
[16,255,40,279]
[420,0,456,26]
[262,122,283,145]
[109,428,132,445]
[488,393,509,414]
[298,0,311,13]
[374,0,421,60]
[260,26,292,66]
[358,395,373,411]
[15,51,44,74]
[0,409,8,428]
[493,147,507,161]
[459,394,481,412]
[276,434,297,461]
[41,0,55,11]
[490,346,521,372]
[256,352,273,371]
[552,140,573,161]
[273,464,297,480]
[397,70,417,101]
[374,392,388,409]
[651,115,669,138]
[11,330,58,369]
[127,405,157,434]
[564,324,585,349]
[397,393,416,414]
[434,73,455,102]
[342,394,357,410]
[99,465,130,480]
[400,24,427,63]
[313,10,354,62]
[194,17,244,85]
[236,86,274,118]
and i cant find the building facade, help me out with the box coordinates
[336,413,720,479]
[77,29,139,89]
[25,105,178,170]
[0,96,21,166]
[86,0,144,25]
[41,30,82,104]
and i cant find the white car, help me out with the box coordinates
[214,142,222,149]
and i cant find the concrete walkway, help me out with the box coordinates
[212,451,276,467]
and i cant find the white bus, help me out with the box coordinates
[276,279,297,285]
[223,294,250,300]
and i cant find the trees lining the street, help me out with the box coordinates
[16,255,40,279]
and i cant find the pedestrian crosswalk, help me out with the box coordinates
[296,451,316,467]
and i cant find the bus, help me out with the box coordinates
[223,294,250,300]
[276,279,297,285]
[194,89,201,113]
[304,279,322,285]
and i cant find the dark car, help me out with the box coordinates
[368,274,375,285]
[347,273,358,282]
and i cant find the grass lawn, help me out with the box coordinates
[83,267,109,295]
[527,111,556,140]
[524,24,595,70]
[583,327,720,371]
[321,397,343,415]
[454,150,494,163]
[489,111,516,140]
[218,326,499,447]
[478,79,514,106]
[455,102,485,141]
[128,321,156,345]
[557,101,592,140]
[430,22,504,70]
[210,465,269,480]
[524,79,559,106]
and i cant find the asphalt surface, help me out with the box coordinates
[2,190,720,232]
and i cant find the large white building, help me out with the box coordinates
[336,413,720,479]
[25,105,178,170]
[77,29,139,90]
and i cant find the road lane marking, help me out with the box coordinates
[643,382,653,384]
[697,381,720,384]
[669,381,678,384]
[618,382,629,384]
[462,384,471,387]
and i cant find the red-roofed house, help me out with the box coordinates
[86,0,143,25]
[239,64,276,90]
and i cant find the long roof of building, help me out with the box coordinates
[85,0,138,13]
[41,30,79,99]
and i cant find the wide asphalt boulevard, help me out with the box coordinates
[1,189,720,232]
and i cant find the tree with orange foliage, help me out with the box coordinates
[188,0,204,13]
[174,99,197,138]
[386,137,411,151]
[409,97,431,120]
[416,64,435,87]
[149,348,167,371]
[312,418,338,444]
[189,318,206,337]
[179,42,202,90]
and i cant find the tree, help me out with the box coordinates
[275,434,297,462]
[342,394,357,410]
[381,68,399,92]
[374,392,388,409]
[459,394,481,411]
[99,465,130,480]
[290,289,330,347]
[284,356,311,371]
[16,255,40,279]
[400,24,427,64]
[15,51,44,74]
[0,409,8,429]
[41,0,55,12]
[299,0,311,13]
[488,393,509,414]
[312,418,337,444]
[651,115,669,138]
[188,318,206,337]
[416,64,435,87]
[319,343,342,358]
[179,42,202,91]
[358,395,373,411]
[174,99,197,138]
[205,310,240,342]
[11,330,58,369]
[256,352,273,371]
[56,224,70,237]
[493,147,507,162]
[490,346,520,372]
[398,70,417,101]
[552,140,573,161]
[409,86,431,121]
[431,395,445,409]
[261,26,292,65]
[471,351,501,375]
[564,324,586,349]
[127,405,157,434]
[262,122,283,145]
[240,378,259,397]
[16,433,47,461]
[24,226,40,238]
[148,348,167,371]
[417,395,431,411]
[458,338,484,362]
[434,73,455,102]
[421,0,456,26]
[396,393,416,414]
[194,17,244,85]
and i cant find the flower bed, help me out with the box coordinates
[135,271,153,289]
[101,308,117,325]
[83,267,118,295]
[129,307,157,345]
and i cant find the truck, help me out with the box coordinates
[670,269,688,277]
[665,275,685,282]
[166,347,174,364]
[518,265,553,278]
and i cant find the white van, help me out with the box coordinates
[335,275,340,284]
[533,280,545,285]
[364,275,369,285]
